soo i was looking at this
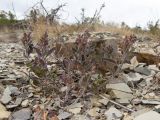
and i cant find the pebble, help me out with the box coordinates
[21,99,29,107]
[105,106,123,120]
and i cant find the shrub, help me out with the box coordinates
[21,28,137,104]
[148,20,160,35]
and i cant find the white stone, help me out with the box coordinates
[21,99,29,107]
[134,111,160,120]
[105,107,123,120]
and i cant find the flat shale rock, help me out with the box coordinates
[71,115,90,120]
[134,66,151,76]
[58,110,72,120]
[110,90,133,104]
[67,102,83,114]
[106,83,132,93]
[0,86,12,104]
[124,72,143,85]
[106,83,133,104]
[134,111,160,120]
[105,106,123,120]
[142,100,160,105]
[11,108,32,120]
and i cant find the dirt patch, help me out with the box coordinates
[0,32,23,43]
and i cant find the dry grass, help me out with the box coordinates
[31,20,134,41]
[1,18,159,43]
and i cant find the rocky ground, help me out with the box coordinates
[0,32,160,120]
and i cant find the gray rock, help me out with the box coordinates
[106,83,132,93]
[134,111,160,120]
[105,106,123,120]
[8,85,20,95]
[15,97,22,106]
[109,90,133,102]
[58,110,72,120]
[11,108,32,120]
[1,85,20,104]
[142,100,160,105]
[124,72,143,85]
[0,86,12,104]
[106,83,133,104]
[71,115,90,120]
[134,67,151,76]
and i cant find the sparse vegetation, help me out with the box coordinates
[1,1,160,120]
[21,27,137,106]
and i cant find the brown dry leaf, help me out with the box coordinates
[51,115,59,120]
[43,111,48,120]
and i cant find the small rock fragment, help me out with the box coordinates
[130,56,139,68]
[0,86,12,104]
[67,102,83,109]
[6,104,18,109]
[67,103,83,114]
[21,99,29,107]
[58,110,72,120]
[105,106,123,120]
[106,83,132,93]
[28,93,34,98]
[15,97,22,106]
[124,72,143,85]
[109,89,133,105]
[98,98,109,106]
[122,63,133,70]
[68,107,81,114]
[87,107,100,117]
[148,65,159,71]
[71,115,90,120]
